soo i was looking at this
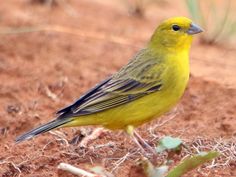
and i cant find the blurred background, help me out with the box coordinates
[0,0,235,176]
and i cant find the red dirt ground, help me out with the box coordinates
[0,0,235,176]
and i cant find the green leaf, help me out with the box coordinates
[156,136,182,153]
[166,151,220,177]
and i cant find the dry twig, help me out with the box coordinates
[58,162,105,177]
[79,128,107,148]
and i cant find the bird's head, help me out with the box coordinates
[149,17,203,50]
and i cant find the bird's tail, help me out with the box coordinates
[15,118,72,143]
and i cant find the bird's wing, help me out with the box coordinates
[57,49,165,118]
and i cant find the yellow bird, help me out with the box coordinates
[16,17,203,149]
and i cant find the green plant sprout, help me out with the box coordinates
[140,136,220,177]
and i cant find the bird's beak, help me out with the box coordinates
[187,23,204,35]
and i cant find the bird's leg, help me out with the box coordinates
[133,130,156,155]
[131,132,148,155]
[126,125,156,157]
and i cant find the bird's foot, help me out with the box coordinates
[133,130,156,155]
[131,130,158,164]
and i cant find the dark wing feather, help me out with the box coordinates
[56,77,111,115]
[57,49,164,119]
[71,79,162,115]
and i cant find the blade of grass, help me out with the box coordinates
[210,0,231,43]
[185,0,202,25]
[166,151,220,177]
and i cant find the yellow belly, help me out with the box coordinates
[66,83,186,130]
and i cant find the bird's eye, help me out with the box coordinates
[172,24,181,31]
